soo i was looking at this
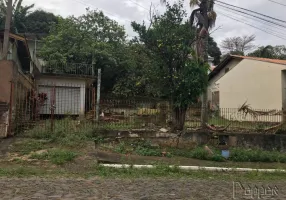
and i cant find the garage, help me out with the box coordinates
[38,86,81,115]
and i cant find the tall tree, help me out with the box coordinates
[221,34,256,55]
[248,45,286,60]
[0,0,34,33]
[24,10,58,34]
[190,0,216,128]
[40,9,127,93]
[130,1,208,130]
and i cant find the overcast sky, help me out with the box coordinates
[23,0,286,49]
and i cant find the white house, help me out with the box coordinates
[208,55,286,122]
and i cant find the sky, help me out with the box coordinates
[23,0,286,50]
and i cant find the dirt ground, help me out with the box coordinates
[1,138,286,200]
[0,178,285,200]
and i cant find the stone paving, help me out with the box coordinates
[0,178,286,200]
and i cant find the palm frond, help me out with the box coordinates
[189,0,200,7]
[207,10,217,29]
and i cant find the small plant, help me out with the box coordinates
[191,147,209,160]
[30,149,77,165]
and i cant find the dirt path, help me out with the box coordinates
[0,178,285,200]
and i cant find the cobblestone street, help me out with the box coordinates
[1,178,286,200]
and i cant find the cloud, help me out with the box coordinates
[22,0,286,48]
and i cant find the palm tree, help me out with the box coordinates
[0,0,34,33]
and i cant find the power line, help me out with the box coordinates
[268,0,286,7]
[215,0,286,24]
[216,10,286,41]
[217,6,286,34]
[216,3,286,29]
[216,8,286,39]
[128,0,150,11]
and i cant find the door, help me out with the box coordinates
[38,86,80,115]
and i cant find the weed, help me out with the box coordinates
[11,140,46,155]
[230,148,286,163]
[190,147,209,160]
[25,119,96,147]
[30,149,77,165]
[92,165,286,181]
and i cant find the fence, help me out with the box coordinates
[9,80,286,135]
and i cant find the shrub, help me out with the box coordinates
[190,147,209,160]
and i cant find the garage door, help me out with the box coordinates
[38,86,80,115]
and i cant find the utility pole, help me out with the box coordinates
[2,0,13,60]
[95,68,101,122]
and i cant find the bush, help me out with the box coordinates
[30,149,77,165]
[190,147,209,160]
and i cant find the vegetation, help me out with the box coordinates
[221,34,256,55]
[0,0,58,34]
[30,149,77,165]
[230,148,286,163]
[248,45,286,59]
[109,139,286,163]
[24,118,95,147]
[130,1,208,130]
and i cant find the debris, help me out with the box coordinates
[206,123,230,132]
[204,145,214,156]
[159,128,168,133]
[238,101,281,120]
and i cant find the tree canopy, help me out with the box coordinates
[248,45,286,60]
[0,0,58,34]
[221,34,256,55]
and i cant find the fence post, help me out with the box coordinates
[8,80,14,136]
[96,68,102,122]
[50,85,56,132]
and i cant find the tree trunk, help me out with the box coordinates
[173,106,187,131]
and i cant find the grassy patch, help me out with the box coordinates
[10,140,47,155]
[92,165,286,181]
[230,148,286,163]
[30,149,77,165]
[24,119,96,147]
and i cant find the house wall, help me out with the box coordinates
[36,77,86,115]
[27,40,45,73]
[217,59,286,122]
[0,61,17,103]
[208,59,242,106]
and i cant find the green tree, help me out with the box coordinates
[24,10,58,34]
[208,36,221,65]
[248,45,286,60]
[0,0,34,33]
[129,1,208,130]
[40,9,127,93]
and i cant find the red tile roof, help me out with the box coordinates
[231,55,286,65]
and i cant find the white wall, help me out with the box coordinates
[208,59,242,104]
[37,77,86,115]
[218,59,286,110]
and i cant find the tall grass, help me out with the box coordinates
[24,118,96,147]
